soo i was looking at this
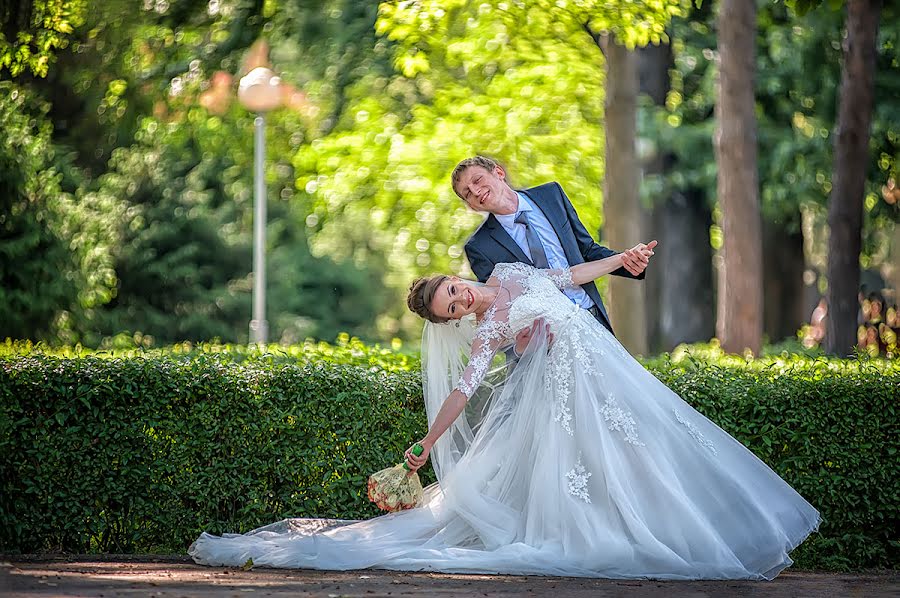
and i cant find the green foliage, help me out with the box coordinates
[3,0,897,346]
[0,342,897,570]
[645,347,900,571]
[74,107,387,346]
[80,115,249,345]
[0,334,420,372]
[0,0,691,343]
[0,0,87,77]
[647,1,899,268]
[2,0,390,346]
[0,351,427,553]
[0,81,80,341]
[298,0,651,337]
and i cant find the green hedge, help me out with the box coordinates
[1,344,898,571]
[647,352,899,571]
[0,335,420,372]
[0,353,429,554]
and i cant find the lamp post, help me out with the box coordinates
[238,66,283,345]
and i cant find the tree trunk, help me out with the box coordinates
[762,218,806,344]
[603,34,648,355]
[825,0,881,356]
[714,0,763,355]
[640,40,715,353]
[653,189,716,351]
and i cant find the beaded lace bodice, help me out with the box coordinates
[454,262,579,398]
[453,262,648,456]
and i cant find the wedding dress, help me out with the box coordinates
[190,263,820,579]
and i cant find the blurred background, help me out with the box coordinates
[1,0,897,356]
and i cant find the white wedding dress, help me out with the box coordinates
[190,263,820,579]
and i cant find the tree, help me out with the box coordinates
[598,35,648,354]
[714,0,763,355]
[0,83,75,339]
[824,0,882,356]
[0,0,86,77]
[639,34,715,353]
[0,81,116,342]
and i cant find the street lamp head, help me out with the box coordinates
[238,66,283,113]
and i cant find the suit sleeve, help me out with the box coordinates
[556,182,645,281]
[465,243,495,283]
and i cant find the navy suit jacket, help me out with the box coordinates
[464,181,644,336]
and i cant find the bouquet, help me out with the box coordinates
[367,443,424,512]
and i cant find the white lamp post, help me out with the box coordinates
[238,66,283,345]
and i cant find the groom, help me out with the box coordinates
[453,156,653,349]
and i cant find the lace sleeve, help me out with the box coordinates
[491,262,574,290]
[544,267,574,289]
[456,304,512,399]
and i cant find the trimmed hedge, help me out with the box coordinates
[647,352,899,571]
[1,344,898,571]
[0,353,429,554]
[0,336,421,372]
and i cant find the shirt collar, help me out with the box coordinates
[497,192,533,227]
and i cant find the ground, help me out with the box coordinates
[1,557,899,597]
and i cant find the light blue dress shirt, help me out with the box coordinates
[495,192,594,309]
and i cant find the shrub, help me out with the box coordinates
[0,352,428,553]
[0,341,897,571]
[646,347,899,570]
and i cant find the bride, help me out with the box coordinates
[190,250,820,580]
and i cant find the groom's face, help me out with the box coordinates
[455,166,513,215]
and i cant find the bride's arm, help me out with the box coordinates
[569,240,657,286]
[405,389,468,471]
[406,304,509,471]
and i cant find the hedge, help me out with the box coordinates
[1,344,897,571]
[647,352,899,571]
[0,353,429,554]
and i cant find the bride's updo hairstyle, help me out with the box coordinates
[407,275,451,324]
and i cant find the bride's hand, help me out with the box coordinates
[622,240,658,276]
[405,440,432,472]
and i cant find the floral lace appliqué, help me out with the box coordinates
[547,267,574,290]
[566,455,592,503]
[546,342,574,435]
[600,395,645,446]
[492,262,537,282]
[456,304,511,398]
[491,262,573,290]
[674,409,717,455]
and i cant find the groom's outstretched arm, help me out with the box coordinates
[556,183,645,281]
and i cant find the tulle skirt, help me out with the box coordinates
[190,311,820,579]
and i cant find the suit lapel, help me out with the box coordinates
[483,215,532,265]
[519,188,582,266]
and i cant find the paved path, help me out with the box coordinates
[2,557,898,597]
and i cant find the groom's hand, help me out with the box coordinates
[514,318,553,356]
[621,240,658,276]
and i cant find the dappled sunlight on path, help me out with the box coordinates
[2,558,899,597]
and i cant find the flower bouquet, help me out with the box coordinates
[367,443,424,512]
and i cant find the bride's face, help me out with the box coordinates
[430,277,481,320]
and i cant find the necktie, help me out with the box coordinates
[514,211,549,269]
